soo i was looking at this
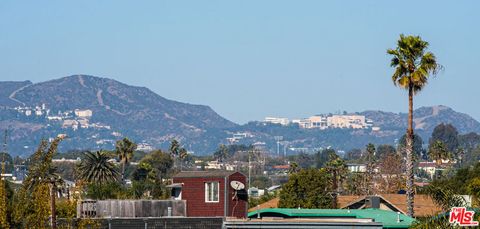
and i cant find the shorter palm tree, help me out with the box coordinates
[428,140,452,180]
[115,138,137,184]
[78,151,119,183]
[428,140,452,166]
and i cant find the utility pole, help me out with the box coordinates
[274,136,283,157]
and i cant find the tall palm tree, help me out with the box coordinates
[115,138,137,184]
[78,151,119,183]
[387,34,442,216]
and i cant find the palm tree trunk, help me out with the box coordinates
[332,170,338,209]
[406,86,415,217]
[121,162,126,185]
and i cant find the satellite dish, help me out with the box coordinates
[230,180,245,190]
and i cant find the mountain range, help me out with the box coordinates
[1,75,479,156]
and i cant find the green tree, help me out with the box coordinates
[344,148,362,161]
[325,153,347,208]
[78,151,119,183]
[115,138,137,184]
[0,170,8,228]
[376,144,396,159]
[467,177,480,207]
[428,140,452,167]
[138,150,174,198]
[278,168,333,209]
[429,123,459,153]
[13,137,63,228]
[398,134,424,160]
[387,34,442,216]
[315,149,336,168]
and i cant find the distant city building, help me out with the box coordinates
[74,109,93,118]
[291,114,371,129]
[137,142,154,151]
[264,117,290,126]
[347,163,367,173]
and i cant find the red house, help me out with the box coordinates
[171,170,248,218]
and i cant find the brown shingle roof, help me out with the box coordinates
[250,194,442,217]
[173,170,239,178]
[248,197,280,212]
[338,194,442,217]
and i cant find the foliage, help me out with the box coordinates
[429,123,459,153]
[250,176,272,189]
[376,144,396,159]
[115,137,137,183]
[344,148,362,161]
[13,138,63,227]
[56,199,77,219]
[376,153,405,193]
[428,140,452,167]
[138,150,173,180]
[78,151,119,183]
[325,153,347,192]
[288,152,314,169]
[0,176,8,228]
[54,161,78,181]
[424,185,466,212]
[248,191,278,209]
[387,34,441,217]
[0,153,13,174]
[85,182,128,200]
[467,178,480,207]
[130,150,174,199]
[279,168,333,209]
[315,149,336,168]
[343,172,365,195]
[398,134,424,160]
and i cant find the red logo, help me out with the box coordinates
[449,207,478,227]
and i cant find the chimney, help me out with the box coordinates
[366,196,380,209]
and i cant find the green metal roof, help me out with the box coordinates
[248,208,415,228]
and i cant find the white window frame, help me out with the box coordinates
[205,181,220,203]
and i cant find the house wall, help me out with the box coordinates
[173,176,227,217]
[227,172,248,218]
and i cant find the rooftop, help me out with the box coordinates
[248,208,414,228]
[173,170,242,178]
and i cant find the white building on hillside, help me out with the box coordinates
[264,117,290,126]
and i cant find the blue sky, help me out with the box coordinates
[1,1,479,124]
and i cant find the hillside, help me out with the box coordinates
[0,75,236,156]
[1,75,479,156]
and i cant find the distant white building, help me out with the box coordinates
[347,163,367,173]
[137,143,154,151]
[327,115,366,129]
[75,109,93,118]
[264,117,290,126]
[62,120,79,130]
[292,114,369,129]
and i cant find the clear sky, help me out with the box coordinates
[1,1,479,124]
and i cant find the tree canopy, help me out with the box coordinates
[279,168,333,209]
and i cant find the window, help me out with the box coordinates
[205,182,219,202]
